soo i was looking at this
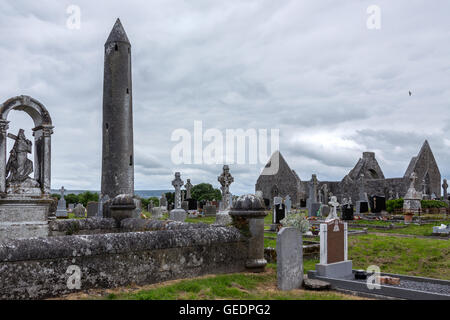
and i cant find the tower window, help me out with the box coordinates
[126,88,129,94]
[130,155,133,166]
[115,44,118,51]
[105,123,109,130]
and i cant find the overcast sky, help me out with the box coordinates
[1,0,450,194]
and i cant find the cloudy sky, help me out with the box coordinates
[1,0,450,194]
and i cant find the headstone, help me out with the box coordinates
[326,196,340,221]
[218,165,234,209]
[274,204,286,224]
[403,172,422,222]
[133,198,142,218]
[172,172,184,209]
[185,179,193,199]
[277,227,303,291]
[87,201,99,217]
[356,201,369,215]
[68,203,75,212]
[443,179,448,201]
[73,204,86,218]
[356,174,369,215]
[272,196,283,225]
[307,174,321,216]
[316,217,352,279]
[181,201,189,212]
[160,193,168,208]
[342,204,354,221]
[321,205,330,218]
[285,195,292,215]
[151,207,163,219]
[369,196,386,215]
[187,198,197,210]
[169,209,187,222]
[204,205,217,216]
[148,200,154,212]
[56,186,67,218]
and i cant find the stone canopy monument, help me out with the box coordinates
[0,95,54,241]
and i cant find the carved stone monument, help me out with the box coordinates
[216,165,234,225]
[185,179,193,199]
[307,174,321,217]
[169,172,186,222]
[56,186,67,218]
[403,172,422,223]
[0,96,54,242]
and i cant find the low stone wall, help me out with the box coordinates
[0,225,248,300]
[49,217,210,236]
[49,218,118,236]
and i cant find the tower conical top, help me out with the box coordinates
[105,18,130,45]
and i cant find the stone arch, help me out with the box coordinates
[0,96,54,194]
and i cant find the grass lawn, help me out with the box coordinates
[348,234,450,279]
[360,220,450,236]
[73,265,364,301]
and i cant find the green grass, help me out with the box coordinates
[104,269,358,301]
[185,215,217,224]
[361,220,450,236]
[348,234,450,279]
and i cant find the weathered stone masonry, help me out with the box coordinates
[0,223,248,300]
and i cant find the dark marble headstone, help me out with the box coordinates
[369,196,386,214]
[342,205,354,221]
[187,199,197,210]
[356,201,369,214]
[274,204,286,224]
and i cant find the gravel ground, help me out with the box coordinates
[354,278,450,296]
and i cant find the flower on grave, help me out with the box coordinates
[280,212,310,234]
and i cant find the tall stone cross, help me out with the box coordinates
[443,179,448,200]
[185,179,193,199]
[172,172,184,209]
[218,165,234,209]
[308,174,318,202]
[358,174,367,202]
[326,196,340,222]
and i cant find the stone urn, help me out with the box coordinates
[110,194,136,226]
[229,194,267,273]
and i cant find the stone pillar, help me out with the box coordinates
[0,120,9,194]
[41,125,54,194]
[229,194,267,273]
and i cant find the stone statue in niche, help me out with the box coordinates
[6,129,39,191]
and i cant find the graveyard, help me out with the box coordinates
[0,2,449,307]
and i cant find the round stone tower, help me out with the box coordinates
[101,18,134,199]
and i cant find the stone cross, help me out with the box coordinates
[358,174,367,202]
[60,186,65,198]
[308,174,318,202]
[326,196,340,222]
[443,179,448,200]
[185,179,193,199]
[172,172,184,209]
[218,165,234,209]
[321,184,329,203]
